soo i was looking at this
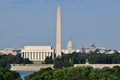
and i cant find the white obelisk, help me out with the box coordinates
[56,6,62,57]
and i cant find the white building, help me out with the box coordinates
[62,40,80,54]
[105,50,117,54]
[89,44,96,52]
[0,48,17,55]
[21,46,54,62]
[62,40,74,54]
[117,50,120,53]
[96,47,106,54]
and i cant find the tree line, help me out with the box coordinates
[44,52,120,69]
[25,66,120,80]
[0,67,21,80]
[0,54,32,69]
[70,52,120,64]
[0,54,32,80]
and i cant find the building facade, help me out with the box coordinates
[0,48,18,55]
[62,40,75,54]
[21,46,54,62]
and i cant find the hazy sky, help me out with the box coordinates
[0,0,120,50]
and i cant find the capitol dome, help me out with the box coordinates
[67,40,73,50]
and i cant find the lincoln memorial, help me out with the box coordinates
[21,46,54,62]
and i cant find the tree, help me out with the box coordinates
[44,56,53,64]
[25,67,52,80]
[53,58,63,69]
[25,66,120,80]
[0,67,21,80]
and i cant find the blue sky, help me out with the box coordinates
[0,0,120,50]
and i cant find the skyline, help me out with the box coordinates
[0,0,120,50]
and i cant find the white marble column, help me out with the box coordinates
[36,52,38,60]
[33,52,35,60]
[42,52,44,60]
[26,52,28,58]
[21,52,23,58]
[30,52,31,60]
[34,52,36,61]
[49,52,51,56]
[43,52,45,60]
[36,52,37,60]
[38,53,39,60]
[32,52,34,60]
[41,52,42,61]
[27,52,29,59]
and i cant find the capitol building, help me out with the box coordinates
[62,40,80,54]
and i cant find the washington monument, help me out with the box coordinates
[56,6,62,57]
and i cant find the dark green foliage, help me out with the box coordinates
[23,58,33,64]
[54,58,63,69]
[0,67,21,80]
[25,66,120,80]
[54,52,120,69]
[25,52,120,80]
[53,54,74,69]
[44,56,53,64]
[25,67,53,80]
[0,54,32,69]
[0,55,11,69]
[64,52,120,64]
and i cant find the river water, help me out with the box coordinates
[19,72,33,80]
